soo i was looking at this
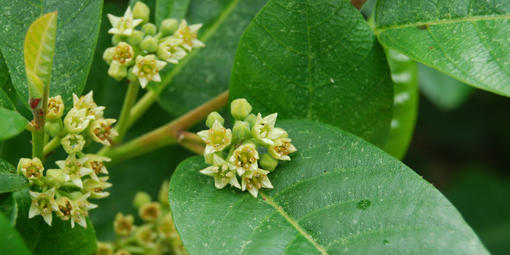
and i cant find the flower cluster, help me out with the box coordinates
[197,99,297,197]
[17,92,114,228]
[96,181,185,255]
[103,2,204,88]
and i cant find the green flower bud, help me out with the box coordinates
[45,120,63,137]
[128,30,145,45]
[103,47,115,64]
[108,62,128,80]
[133,191,151,208]
[244,113,257,127]
[44,169,66,187]
[260,153,278,171]
[205,111,224,128]
[112,34,127,45]
[232,120,250,141]
[127,67,137,81]
[140,36,158,52]
[133,2,150,24]
[231,98,252,120]
[158,180,169,206]
[160,18,178,36]
[142,23,157,36]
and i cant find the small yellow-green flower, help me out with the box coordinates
[268,138,297,161]
[138,202,161,222]
[83,177,112,199]
[29,188,58,226]
[200,154,240,189]
[132,55,167,88]
[55,196,75,221]
[64,108,91,133]
[157,37,187,64]
[47,95,64,120]
[61,133,86,154]
[252,113,287,145]
[89,118,118,146]
[197,120,232,156]
[17,157,44,182]
[174,20,205,51]
[135,224,156,247]
[114,213,135,236]
[71,192,97,228]
[112,42,135,65]
[241,169,273,198]
[56,155,93,188]
[107,7,143,36]
[73,91,105,120]
[96,242,114,255]
[83,154,111,181]
[229,143,259,176]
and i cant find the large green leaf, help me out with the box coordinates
[0,158,27,194]
[0,193,18,225]
[375,0,510,97]
[169,120,487,254]
[0,108,28,142]
[156,0,191,24]
[229,0,393,147]
[155,0,268,116]
[24,12,57,99]
[0,213,30,255]
[419,64,474,111]
[0,53,8,88]
[14,189,97,255]
[384,49,418,159]
[0,0,103,107]
[0,88,15,110]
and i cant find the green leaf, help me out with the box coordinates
[0,53,9,88]
[169,120,488,254]
[0,88,15,110]
[156,0,268,116]
[0,0,103,107]
[383,49,418,159]
[0,158,27,194]
[0,108,28,142]
[375,0,510,97]
[156,0,190,24]
[14,189,97,255]
[0,193,18,225]
[24,12,57,99]
[419,64,474,111]
[0,213,30,255]
[229,0,394,147]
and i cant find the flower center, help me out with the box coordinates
[113,45,133,64]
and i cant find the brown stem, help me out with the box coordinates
[351,0,367,9]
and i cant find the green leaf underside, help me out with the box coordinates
[155,0,268,116]
[0,0,103,107]
[156,0,191,24]
[24,12,57,99]
[0,158,27,194]
[229,0,393,147]
[383,49,418,159]
[418,63,474,111]
[14,189,97,255]
[0,108,28,142]
[375,0,510,97]
[0,213,30,255]
[169,120,487,255]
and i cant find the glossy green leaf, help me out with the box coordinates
[0,108,28,142]
[384,49,418,159]
[419,64,474,111]
[169,120,487,255]
[0,0,103,107]
[156,0,190,24]
[375,0,510,97]
[24,12,57,99]
[156,0,268,116]
[0,88,15,110]
[0,158,27,194]
[14,189,97,255]
[0,213,30,255]
[229,0,393,147]
[0,53,8,88]
[0,193,18,225]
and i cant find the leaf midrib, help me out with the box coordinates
[375,13,510,34]
[260,192,330,255]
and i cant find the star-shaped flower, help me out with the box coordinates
[83,177,112,199]
[268,138,297,160]
[229,143,259,176]
[241,169,273,198]
[132,55,167,88]
[157,37,187,64]
[174,20,205,51]
[197,120,232,156]
[89,118,118,146]
[29,188,58,226]
[200,154,240,189]
[252,113,287,145]
[70,193,97,228]
[56,155,93,188]
[107,7,143,36]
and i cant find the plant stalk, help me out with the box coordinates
[31,87,50,159]
[43,136,61,159]
[114,81,140,144]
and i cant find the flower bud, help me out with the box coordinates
[128,30,145,45]
[230,98,252,120]
[61,133,85,154]
[139,202,161,222]
[244,113,257,127]
[158,180,169,206]
[112,34,127,45]
[260,153,278,171]
[205,111,224,128]
[115,250,131,255]
[17,157,44,181]
[133,191,151,208]
[108,61,128,81]
[44,169,66,187]
[160,18,178,36]
[133,2,150,24]
[47,95,64,120]
[114,213,134,236]
[45,120,63,137]
[103,47,115,64]
[142,23,157,36]
[135,224,156,247]
[232,120,250,141]
[140,36,158,52]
